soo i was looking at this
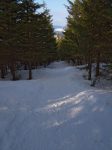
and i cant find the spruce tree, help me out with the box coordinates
[37,8,56,66]
[60,0,112,80]
[0,0,19,80]
[17,1,56,79]
[17,0,42,79]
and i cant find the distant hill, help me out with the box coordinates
[54,25,64,29]
[54,25,65,40]
[54,25,65,33]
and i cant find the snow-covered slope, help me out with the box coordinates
[0,61,112,150]
[54,28,64,32]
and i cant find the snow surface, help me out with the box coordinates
[0,61,112,150]
[54,28,64,32]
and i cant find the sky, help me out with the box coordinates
[36,0,68,27]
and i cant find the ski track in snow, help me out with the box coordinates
[0,61,112,150]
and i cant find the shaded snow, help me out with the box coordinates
[0,61,112,150]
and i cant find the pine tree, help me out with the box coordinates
[0,0,19,80]
[60,0,112,80]
[81,0,112,77]
[17,0,42,79]
[17,1,56,79]
[0,0,57,80]
[37,8,56,66]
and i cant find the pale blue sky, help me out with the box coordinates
[36,0,68,26]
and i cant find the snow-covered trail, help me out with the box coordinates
[0,61,112,150]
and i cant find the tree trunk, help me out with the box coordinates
[11,63,16,81]
[28,63,32,80]
[0,65,5,79]
[96,52,100,77]
[24,63,28,70]
[88,54,92,80]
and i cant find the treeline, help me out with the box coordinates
[0,0,57,80]
[59,0,112,80]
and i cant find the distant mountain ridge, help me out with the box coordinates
[54,25,64,40]
[54,25,65,33]
[54,25,64,29]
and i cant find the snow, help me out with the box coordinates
[54,28,64,32]
[0,61,112,150]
